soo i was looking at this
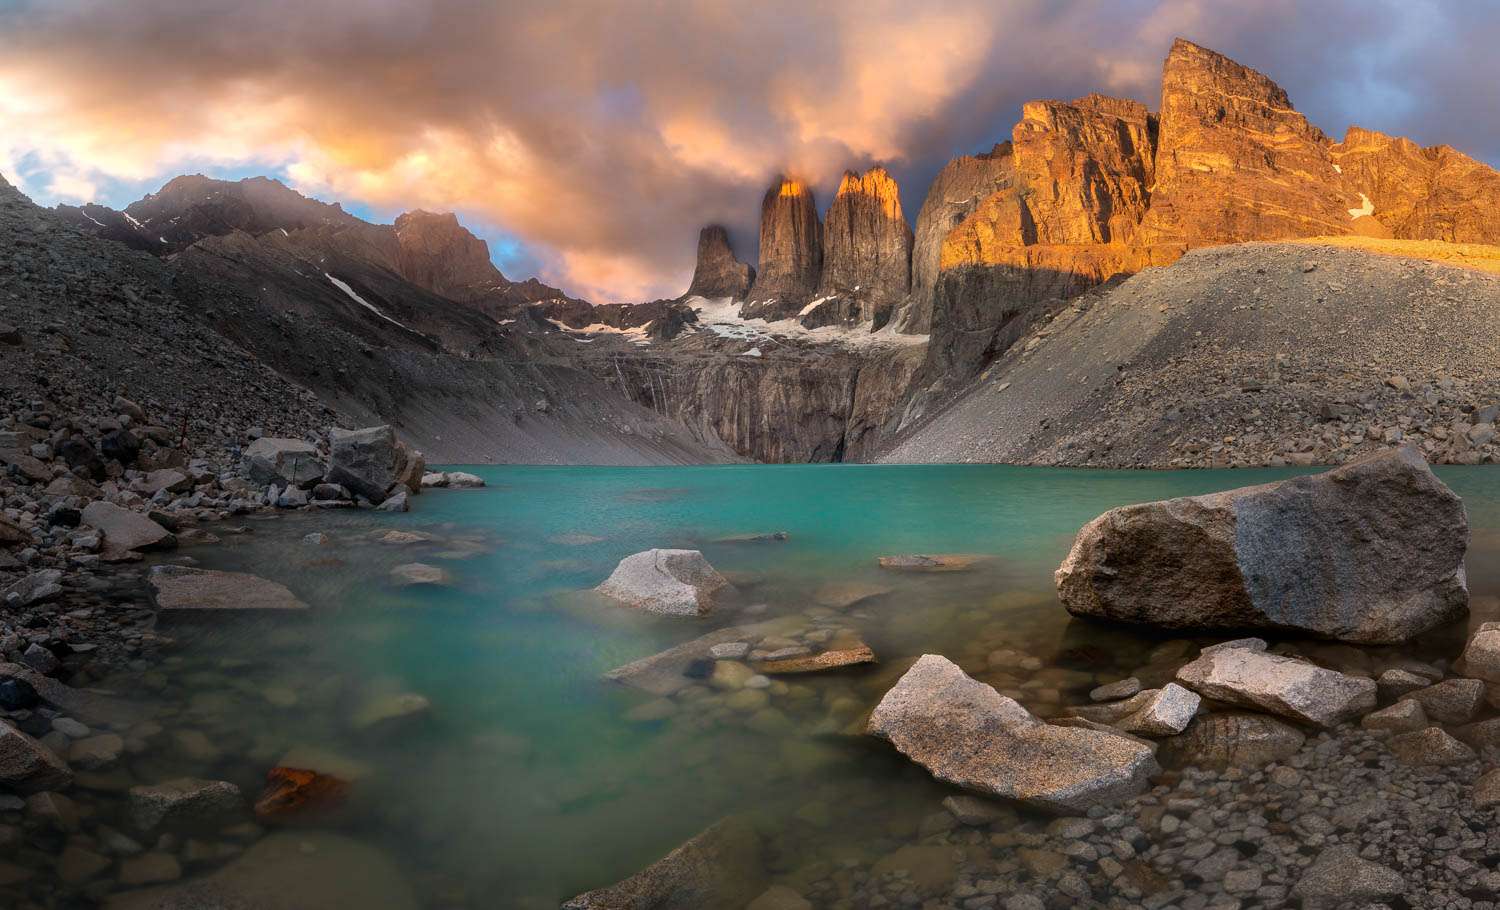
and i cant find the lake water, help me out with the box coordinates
[114,464,1500,907]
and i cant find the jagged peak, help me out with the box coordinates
[767,174,814,201]
[1162,37,1293,109]
[832,166,904,222]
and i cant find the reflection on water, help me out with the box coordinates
[84,466,1500,907]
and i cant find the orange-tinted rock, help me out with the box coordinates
[754,644,876,674]
[1139,39,1359,245]
[685,225,755,300]
[253,767,351,823]
[1332,127,1500,244]
[391,210,501,301]
[743,177,821,320]
[810,167,913,329]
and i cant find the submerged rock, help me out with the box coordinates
[81,501,176,559]
[1292,845,1405,905]
[753,644,876,674]
[390,563,450,587]
[149,566,308,614]
[1388,726,1477,766]
[1176,642,1375,727]
[866,655,1158,813]
[877,553,986,572]
[128,778,243,834]
[1055,448,1469,644]
[1157,711,1306,769]
[594,548,730,616]
[561,817,765,910]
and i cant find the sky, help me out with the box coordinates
[3,0,1498,303]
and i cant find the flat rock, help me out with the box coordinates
[1361,699,1428,733]
[1157,712,1306,769]
[1400,677,1485,724]
[128,778,243,833]
[68,733,125,770]
[877,554,987,572]
[594,549,730,616]
[0,723,73,793]
[1090,678,1141,701]
[149,566,307,614]
[561,817,765,910]
[753,644,875,674]
[943,794,1017,826]
[1115,683,1200,736]
[866,655,1158,813]
[0,662,145,727]
[1388,726,1477,766]
[82,501,175,558]
[105,832,418,910]
[1055,448,1469,644]
[390,563,451,587]
[1292,845,1404,904]
[603,620,803,696]
[813,580,892,609]
[1176,647,1375,727]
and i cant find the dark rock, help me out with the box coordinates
[685,225,754,300]
[742,177,821,320]
[1158,711,1306,769]
[326,425,400,502]
[100,428,141,465]
[561,817,764,910]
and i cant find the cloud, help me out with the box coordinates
[2,0,1497,301]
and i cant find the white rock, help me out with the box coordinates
[594,549,729,616]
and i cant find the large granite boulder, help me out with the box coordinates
[685,225,755,300]
[148,566,308,615]
[562,817,765,910]
[327,425,422,502]
[81,501,176,559]
[1055,448,1468,644]
[866,655,1158,813]
[594,549,730,616]
[0,723,73,793]
[1175,641,1376,727]
[242,437,324,489]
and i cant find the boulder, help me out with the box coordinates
[243,437,324,489]
[1458,622,1500,682]
[128,778,243,833]
[1291,845,1405,905]
[561,817,765,910]
[1400,678,1485,725]
[149,567,308,614]
[1055,448,1469,644]
[1176,644,1375,727]
[865,655,1158,813]
[81,501,175,558]
[1115,683,1200,736]
[0,723,73,793]
[376,490,410,512]
[139,468,193,496]
[326,425,400,502]
[1361,700,1428,733]
[1388,726,1477,766]
[1475,768,1500,808]
[594,549,730,616]
[1157,712,1306,769]
[392,440,425,496]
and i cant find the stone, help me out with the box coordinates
[1090,677,1141,701]
[118,852,182,886]
[1157,711,1306,769]
[1377,667,1431,700]
[254,766,353,823]
[876,553,986,572]
[351,692,431,735]
[104,832,418,910]
[1388,726,1477,766]
[149,566,307,613]
[68,733,125,770]
[1459,626,1500,683]
[421,470,485,489]
[1175,646,1376,727]
[3,568,63,607]
[594,548,730,616]
[139,468,192,495]
[21,642,59,674]
[1361,699,1428,733]
[1400,677,1485,724]
[742,176,822,320]
[603,622,800,696]
[686,225,755,300]
[376,489,410,512]
[1115,683,1200,736]
[753,644,876,674]
[747,885,812,910]
[390,563,450,586]
[1475,768,1500,808]
[0,723,73,793]
[708,642,751,660]
[82,500,176,557]
[561,817,764,910]
[943,794,1015,826]
[865,655,1158,813]
[1291,845,1405,905]
[1055,448,1469,644]
[128,778,244,833]
[326,425,401,502]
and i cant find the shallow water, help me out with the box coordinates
[115,465,1500,907]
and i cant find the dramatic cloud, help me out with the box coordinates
[3,0,1498,301]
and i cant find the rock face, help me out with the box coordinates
[686,225,755,300]
[561,817,765,910]
[1055,448,1469,644]
[810,167,913,329]
[594,549,730,616]
[1332,127,1500,244]
[1175,642,1376,727]
[742,177,821,320]
[0,723,73,793]
[391,209,500,301]
[866,655,1158,813]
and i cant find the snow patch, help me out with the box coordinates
[798,296,833,317]
[682,295,928,351]
[279,228,289,237]
[546,318,651,346]
[740,347,763,357]
[324,273,410,330]
[1348,193,1374,219]
[1332,164,1343,174]
[122,212,145,229]
[82,211,105,228]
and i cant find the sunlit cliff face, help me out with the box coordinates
[0,0,1494,301]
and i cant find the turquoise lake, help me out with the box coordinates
[137,464,1500,908]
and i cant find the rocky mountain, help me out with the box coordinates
[807,167,913,329]
[742,177,822,320]
[684,225,755,300]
